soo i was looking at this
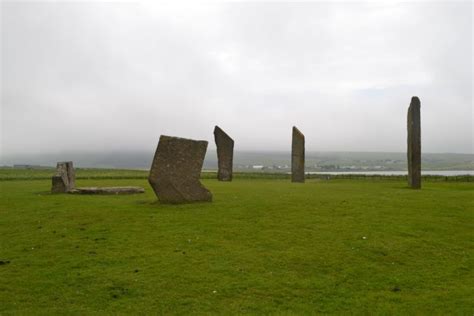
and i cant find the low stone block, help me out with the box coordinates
[51,161,75,193]
[69,186,145,195]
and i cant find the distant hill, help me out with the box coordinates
[2,151,472,172]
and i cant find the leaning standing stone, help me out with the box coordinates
[292,126,305,183]
[148,135,212,203]
[214,126,234,181]
[51,161,75,193]
[407,96,421,189]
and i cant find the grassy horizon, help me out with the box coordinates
[0,171,473,314]
[0,167,472,182]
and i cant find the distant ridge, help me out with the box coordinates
[1,151,472,172]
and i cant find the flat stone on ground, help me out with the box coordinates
[69,187,145,195]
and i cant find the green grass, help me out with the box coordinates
[0,173,473,314]
[0,168,149,181]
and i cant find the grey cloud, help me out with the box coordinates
[1,1,472,159]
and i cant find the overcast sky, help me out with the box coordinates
[1,1,472,157]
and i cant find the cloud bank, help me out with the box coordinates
[1,1,472,158]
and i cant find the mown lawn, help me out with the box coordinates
[0,176,473,314]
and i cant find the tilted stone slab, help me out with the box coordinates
[407,96,421,189]
[69,186,145,195]
[214,125,234,181]
[51,161,76,193]
[292,126,305,183]
[148,135,212,204]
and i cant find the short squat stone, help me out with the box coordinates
[51,161,75,193]
[148,135,212,204]
[292,126,305,183]
[407,96,421,189]
[214,126,234,181]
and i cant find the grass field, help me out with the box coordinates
[0,171,473,314]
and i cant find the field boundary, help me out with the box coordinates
[0,169,472,182]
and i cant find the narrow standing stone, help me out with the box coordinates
[148,135,212,204]
[214,126,234,181]
[292,126,305,183]
[51,161,75,193]
[407,96,421,189]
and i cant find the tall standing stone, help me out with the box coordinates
[292,126,305,183]
[51,161,76,193]
[214,126,234,181]
[407,96,421,189]
[148,135,212,204]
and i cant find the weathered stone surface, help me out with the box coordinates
[51,161,75,193]
[214,126,234,181]
[148,135,212,204]
[69,186,145,195]
[407,96,421,189]
[291,126,305,183]
[51,175,68,193]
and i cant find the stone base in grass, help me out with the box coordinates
[69,187,145,195]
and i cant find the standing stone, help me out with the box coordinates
[51,161,75,193]
[292,126,305,183]
[407,96,421,189]
[148,135,212,204]
[214,126,234,181]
